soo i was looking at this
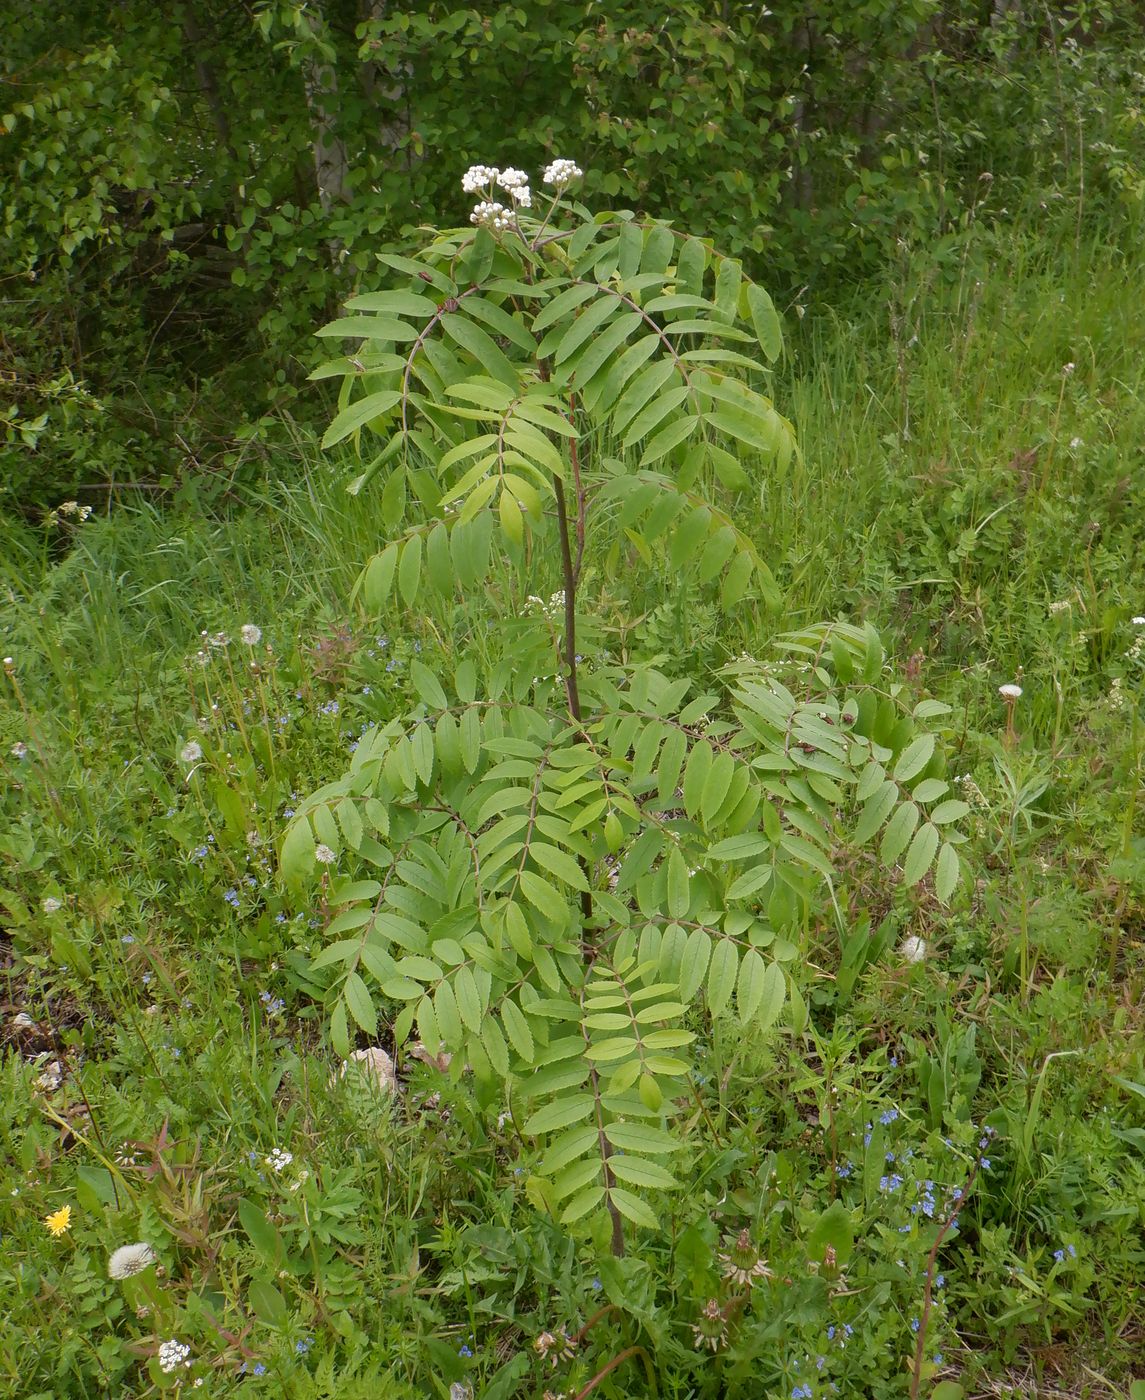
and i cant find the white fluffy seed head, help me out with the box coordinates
[109,1242,157,1280]
[240,624,262,646]
[899,935,927,964]
[998,683,1022,700]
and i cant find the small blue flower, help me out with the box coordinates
[935,1274,945,1289]
[933,1353,943,1365]
[591,1277,602,1292]
[826,1326,835,1341]
[458,1345,473,1358]
[224,888,240,907]
[1068,1244,1076,1257]
[295,1337,312,1354]
[910,1318,920,1333]
[879,1108,899,1125]
[889,1055,898,1067]
[253,1362,266,1375]
[886,1152,896,1163]
[980,1158,991,1171]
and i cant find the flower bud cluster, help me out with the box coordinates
[470,200,511,231]
[543,158,582,189]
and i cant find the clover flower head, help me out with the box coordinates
[314,843,337,865]
[470,199,511,231]
[109,1242,157,1279]
[158,1339,192,1374]
[462,164,499,194]
[180,739,203,764]
[543,158,582,189]
[240,624,262,646]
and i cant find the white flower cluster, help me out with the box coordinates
[470,199,512,231]
[526,590,565,622]
[543,158,582,189]
[1048,599,1071,616]
[108,1242,157,1280]
[265,1147,293,1172]
[461,164,499,193]
[158,1339,191,1374]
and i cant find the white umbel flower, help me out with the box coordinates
[240,624,262,646]
[461,164,499,193]
[108,1242,157,1280]
[899,935,927,964]
[158,1339,191,1373]
[543,158,583,189]
[998,683,1022,700]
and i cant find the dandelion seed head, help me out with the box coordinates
[240,624,262,646]
[109,1242,157,1279]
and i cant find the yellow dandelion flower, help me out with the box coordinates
[45,1205,72,1237]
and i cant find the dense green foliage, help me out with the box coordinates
[4,1,1144,509]
[2,8,1145,1398]
[2,199,1144,1393]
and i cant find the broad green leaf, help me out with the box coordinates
[903,821,940,887]
[736,947,767,1024]
[344,971,377,1036]
[935,842,960,904]
[745,282,782,362]
[700,750,735,824]
[453,965,483,1031]
[322,390,402,448]
[398,534,422,606]
[409,659,448,710]
[604,1121,680,1153]
[560,1185,606,1223]
[881,800,920,866]
[930,799,970,824]
[525,1094,597,1135]
[893,734,936,784]
[666,847,690,919]
[530,842,588,891]
[519,870,568,923]
[608,1186,660,1229]
[706,937,738,1016]
[501,997,535,1061]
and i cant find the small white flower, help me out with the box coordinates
[543,157,583,189]
[470,199,511,231]
[1132,616,1145,626]
[158,1339,192,1374]
[899,935,927,964]
[1048,600,1071,616]
[462,163,499,193]
[41,896,62,914]
[108,1242,157,1280]
[998,683,1023,700]
[240,624,262,646]
[511,184,532,208]
[10,741,27,759]
[36,1059,63,1091]
[1061,361,1075,376]
[314,843,337,865]
[265,1147,293,1173]
[496,167,529,191]
[180,739,203,764]
[1068,436,1083,449]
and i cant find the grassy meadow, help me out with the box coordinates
[2,216,1144,1400]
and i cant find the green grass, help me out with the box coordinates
[2,221,1144,1399]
